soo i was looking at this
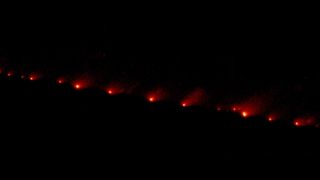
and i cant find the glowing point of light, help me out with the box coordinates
[182,103,187,107]
[21,75,25,79]
[108,90,113,95]
[217,107,222,111]
[7,73,12,77]
[294,121,300,126]
[75,84,81,89]
[149,97,155,102]
[232,107,237,112]
[242,111,248,118]
[29,77,34,81]
[268,117,273,122]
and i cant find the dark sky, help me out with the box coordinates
[0,5,319,115]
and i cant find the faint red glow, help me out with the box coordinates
[217,107,222,111]
[182,103,187,107]
[57,79,64,84]
[106,86,124,95]
[7,72,12,77]
[181,88,207,107]
[21,75,25,79]
[29,76,35,81]
[232,106,241,112]
[146,88,166,103]
[294,116,316,127]
[268,117,274,122]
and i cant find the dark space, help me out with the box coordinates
[1,4,319,166]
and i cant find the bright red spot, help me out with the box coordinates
[182,103,187,107]
[294,121,300,127]
[107,89,113,95]
[74,84,81,90]
[268,117,274,122]
[242,111,248,118]
[148,97,155,102]
[29,76,35,81]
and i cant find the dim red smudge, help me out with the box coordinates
[28,73,42,81]
[294,116,317,127]
[146,88,166,103]
[106,82,129,95]
[57,79,65,84]
[106,87,125,95]
[267,114,278,122]
[181,88,207,107]
[73,81,87,90]
[7,72,13,77]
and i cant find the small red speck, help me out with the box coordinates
[182,103,187,107]
[7,73,12,77]
[29,77,34,81]
[295,121,300,126]
[268,117,273,122]
[217,107,222,111]
[57,80,63,84]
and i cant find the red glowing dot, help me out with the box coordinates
[57,80,64,84]
[268,117,273,122]
[232,107,237,112]
[75,84,81,89]
[149,97,155,102]
[217,107,222,111]
[242,111,248,118]
[29,76,35,81]
[7,72,12,77]
[108,90,113,95]
[294,121,300,126]
[182,103,187,107]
